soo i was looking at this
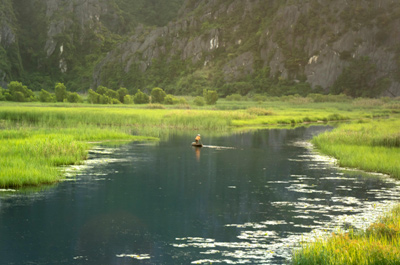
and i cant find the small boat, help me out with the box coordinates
[191,142,203,147]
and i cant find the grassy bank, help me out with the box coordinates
[292,205,400,264]
[312,119,400,178]
[294,117,400,264]
[0,128,156,188]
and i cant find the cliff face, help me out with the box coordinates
[0,0,21,87]
[94,0,400,96]
[1,0,399,97]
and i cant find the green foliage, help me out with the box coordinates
[219,82,253,97]
[151,87,166,103]
[123,94,134,104]
[225,94,244,101]
[0,87,6,101]
[193,96,205,106]
[7,81,35,102]
[203,89,218,105]
[55,83,67,102]
[332,57,390,98]
[133,89,150,104]
[39,89,56,102]
[67,92,82,103]
[87,86,122,104]
[164,94,179,105]
[117,87,129,103]
[88,89,100,104]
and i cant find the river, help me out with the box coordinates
[1,126,399,265]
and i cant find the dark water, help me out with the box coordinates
[1,126,400,265]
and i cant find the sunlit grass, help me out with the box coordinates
[292,206,400,265]
[0,100,399,187]
[0,127,157,188]
[312,119,400,178]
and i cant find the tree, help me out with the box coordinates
[133,89,149,104]
[151,87,166,103]
[332,57,389,98]
[203,89,218,105]
[55,83,67,102]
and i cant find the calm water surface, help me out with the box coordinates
[1,126,400,265]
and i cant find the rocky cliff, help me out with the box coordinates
[1,0,400,97]
[94,0,400,97]
[0,0,21,87]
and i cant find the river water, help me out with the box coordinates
[1,126,400,265]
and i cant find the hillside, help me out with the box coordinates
[1,0,400,97]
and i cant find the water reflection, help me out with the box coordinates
[0,126,399,265]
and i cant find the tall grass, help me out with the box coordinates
[292,206,400,264]
[0,101,399,187]
[312,119,400,178]
[0,126,157,188]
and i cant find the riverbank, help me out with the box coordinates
[292,205,400,264]
[292,118,400,264]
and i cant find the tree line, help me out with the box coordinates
[0,81,219,105]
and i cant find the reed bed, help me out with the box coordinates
[0,126,156,188]
[0,102,398,187]
[312,119,400,178]
[292,206,400,265]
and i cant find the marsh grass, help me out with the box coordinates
[0,101,399,187]
[292,206,400,265]
[312,119,400,178]
[0,126,157,188]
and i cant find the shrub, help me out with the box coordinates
[133,89,150,104]
[105,89,119,100]
[193,96,205,106]
[203,89,218,105]
[151,87,166,103]
[252,94,268,102]
[117,87,129,103]
[0,87,6,101]
[39,89,56,102]
[88,89,100,104]
[96,86,108,95]
[67,92,82,103]
[14,91,25,102]
[123,95,134,104]
[55,83,67,102]
[100,95,112,104]
[8,81,35,102]
[226,94,243,101]
[164,94,184,105]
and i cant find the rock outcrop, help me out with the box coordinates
[94,0,400,96]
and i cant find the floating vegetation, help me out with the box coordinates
[116,253,151,260]
[171,137,400,264]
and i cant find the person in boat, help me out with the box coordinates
[195,134,201,144]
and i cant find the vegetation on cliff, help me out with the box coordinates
[1,0,400,97]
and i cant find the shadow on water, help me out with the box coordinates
[1,126,400,265]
